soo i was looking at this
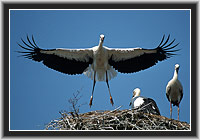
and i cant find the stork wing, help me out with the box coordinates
[166,84,171,102]
[108,35,179,73]
[178,80,183,102]
[17,36,93,75]
[144,98,161,115]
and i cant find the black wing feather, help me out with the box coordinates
[109,35,179,73]
[42,54,92,75]
[17,35,93,75]
[143,98,161,115]
[135,97,161,115]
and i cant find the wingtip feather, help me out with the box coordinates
[157,34,180,59]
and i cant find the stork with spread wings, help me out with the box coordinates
[18,34,179,107]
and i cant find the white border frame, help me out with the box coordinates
[9,8,192,132]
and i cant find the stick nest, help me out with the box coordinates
[45,106,190,130]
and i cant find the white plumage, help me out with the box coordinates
[130,88,160,115]
[166,64,183,120]
[18,34,179,107]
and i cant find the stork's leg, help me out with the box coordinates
[89,71,96,108]
[178,103,180,121]
[106,71,114,106]
[170,101,172,119]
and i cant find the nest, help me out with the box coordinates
[45,106,190,130]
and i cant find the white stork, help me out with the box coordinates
[166,64,183,120]
[18,34,179,107]
[129,88,160,115]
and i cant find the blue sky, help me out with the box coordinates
[10,10,190,130]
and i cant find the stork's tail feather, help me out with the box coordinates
[83,65,117,81]
[17,35,43,62]
[107,66,118,81]
[156,34,180,60]
[83,65,95,80]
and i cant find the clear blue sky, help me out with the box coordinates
[10,10,190,130]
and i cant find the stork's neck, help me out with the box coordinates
[173,69,178,80]
[133,90,141,98]
[98,40,103,48]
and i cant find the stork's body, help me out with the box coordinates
[88,35,117,81]
[166,64,183,120]
[87,35,115,106]
[18,34,179,107]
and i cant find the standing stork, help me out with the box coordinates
[166,64,183,120]
[129,88,160,115]
[18,34,179,107]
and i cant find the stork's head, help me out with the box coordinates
[133,88,141,97]
[175,64,180,72]
[100,34,105,42]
